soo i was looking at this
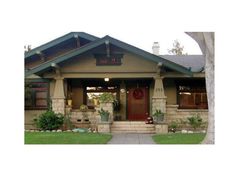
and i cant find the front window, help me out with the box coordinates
[85,86,118,109]
[177,80,208,109]
[25,81,49,109]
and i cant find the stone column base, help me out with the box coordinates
[98,122,111,133]
[155,124,168,134]
[152,97,167,114]
[52,98,65,115]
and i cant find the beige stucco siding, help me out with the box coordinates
[164,79,177,104]
[25,110,46,129]
[72,87,83,109]
[61,52,157,73]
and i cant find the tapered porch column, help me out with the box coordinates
[152,65,167,114]
[52,77,65,115]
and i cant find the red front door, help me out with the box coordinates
[127,87,149,121]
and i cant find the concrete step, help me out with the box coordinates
[111,127,155,131]
[112,121,147,125]
[111,121,155,133]
[111,125,154,128]
[111,130,155,134]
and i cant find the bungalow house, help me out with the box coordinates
[25,32,208,133]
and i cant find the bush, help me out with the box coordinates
[169,121,178,133]
[35,111,64,130]
[187,114,202,130]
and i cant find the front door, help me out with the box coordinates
[127,87,149,121]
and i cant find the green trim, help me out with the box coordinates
[25,32,99,59]
[25,37,108,77]
[25,35,193,77]
[25,78,50,82]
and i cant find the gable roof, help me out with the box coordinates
[25,32,99,59]
[160,55,205,72]
[25,34,193,77]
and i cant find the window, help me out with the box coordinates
[25,81,49,109]
[94,54,123,66]
[85,86,118,109]
[177,81,208,109]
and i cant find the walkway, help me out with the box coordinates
[108,133,155,144]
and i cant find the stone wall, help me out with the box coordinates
[152,97,167,114]
[70,110,97,129]
[52,98,65,114]
[166,104,208,130]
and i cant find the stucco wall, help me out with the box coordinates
[119,82,126,120]
[72,87,83,109]
[25,110,46,130]
[61,52,157,73]
[149,81,154,115]
[163,79,177,104]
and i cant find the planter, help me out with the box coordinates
[153,115,164,124]
[101,114,109,122]
[67,100,72,106]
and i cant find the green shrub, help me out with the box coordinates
[169,121,178,133]
[35,111,64,130]
[80,104,88,111]
[187,114,202,130]
[63,112,74,130]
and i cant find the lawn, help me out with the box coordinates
[25,132,112,144]
[152,133,206,144]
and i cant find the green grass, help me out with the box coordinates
[25,132,112,144]
[152,133,206,144]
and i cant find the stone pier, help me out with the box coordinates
[52,77,65,114]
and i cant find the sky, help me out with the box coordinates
[22,0,204,55]
[25,31,202,55]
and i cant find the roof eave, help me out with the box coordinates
[25,37,107,77]
[25,32,99,59]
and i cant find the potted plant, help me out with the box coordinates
[80,104,88,111]
[98,108,110,122]
[152,109,164,124]
[98,93,114,103]
[67,92,73,106]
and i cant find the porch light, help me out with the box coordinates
[104,78,109,82]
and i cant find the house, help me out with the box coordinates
[25,32,208,133]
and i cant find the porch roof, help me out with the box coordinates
[25,32,99,59]
[25,34,193,77]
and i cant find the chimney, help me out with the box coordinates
[152,42,160,55]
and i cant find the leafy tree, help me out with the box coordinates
[168,40,187,55]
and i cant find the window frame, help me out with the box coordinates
[176,80,208,109]
[84,85,120,109]
[25,79,50,110]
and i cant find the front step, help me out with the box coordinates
[111,121,155,133]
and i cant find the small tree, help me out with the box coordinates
[168,40,187,55]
